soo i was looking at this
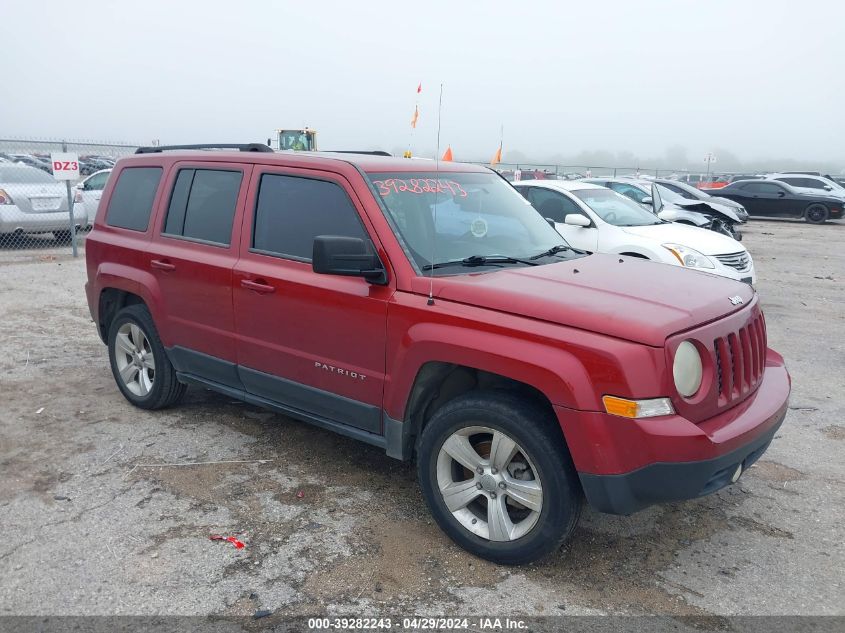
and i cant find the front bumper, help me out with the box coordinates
[556,351,790,515]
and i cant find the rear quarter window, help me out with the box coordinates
[105,167,163,231]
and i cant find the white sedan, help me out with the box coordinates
[73,169,111,229]
[513,180,755,284]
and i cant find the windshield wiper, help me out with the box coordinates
[421,254,539,271]
[529,244,572,260]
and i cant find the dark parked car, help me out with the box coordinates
[715,180,843,224]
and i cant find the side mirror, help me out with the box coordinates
[641,196,653,205]
[658,209,679,222]
[777,191,785,197]
[312,236,386,284]
[824,185,832,191]
[564,214,590,227]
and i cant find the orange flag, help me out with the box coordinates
[491,145,502,166]
[442,146,453,162]
[410,105,419,129]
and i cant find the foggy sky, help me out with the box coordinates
[2,0,843,168]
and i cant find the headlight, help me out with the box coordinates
[0,188,13,205]
[662,243,715,269]
[673,340,703,397]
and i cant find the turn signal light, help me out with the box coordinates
[602,395,675,419]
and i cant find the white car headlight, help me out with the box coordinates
[673,340,703,398]
[662,243,715,269]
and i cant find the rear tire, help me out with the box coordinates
[107,304,186,409]
[417,391,582,565]
[805,204,829,224]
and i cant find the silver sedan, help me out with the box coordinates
[0,165,86,238]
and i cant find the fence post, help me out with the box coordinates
[62,140,78,257]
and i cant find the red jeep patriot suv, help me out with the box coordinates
[85,144,790,564]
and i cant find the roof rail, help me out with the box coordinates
[324,150,392,157]
[135,143,273,154]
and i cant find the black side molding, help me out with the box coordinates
[175,372,388,453]
[136,143,273,154]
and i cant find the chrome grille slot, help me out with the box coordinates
[715,251,751,272]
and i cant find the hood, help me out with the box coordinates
[708,195,744,209]
[411,254,755,347]
[672,199,741,223]
[620,222,743,255]
[658,205,709,225]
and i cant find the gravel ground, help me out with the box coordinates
[1,220,843,618]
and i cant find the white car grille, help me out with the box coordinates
[715,251,752,272]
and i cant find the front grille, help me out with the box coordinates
[714,251,751,272]
[713,312,767,405]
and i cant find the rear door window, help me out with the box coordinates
[163,168,243,246]
[105,167,162,231]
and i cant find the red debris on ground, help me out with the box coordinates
[209,534,245,549]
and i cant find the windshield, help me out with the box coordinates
[279,131,310,150]
[0,166,54,183]
[572,188,662,226]
[367,171,573,273]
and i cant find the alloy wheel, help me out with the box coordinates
[436,426,543,542]
[114,322,155,397]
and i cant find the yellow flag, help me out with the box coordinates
[410,106,419,129]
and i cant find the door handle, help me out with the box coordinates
[150,259,176,272]
[241,279,275,294]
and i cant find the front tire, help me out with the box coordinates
[417,391,582,565]
[107,304,186,409]
[805,203,829,224]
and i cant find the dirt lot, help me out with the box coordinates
[1,220,843,618]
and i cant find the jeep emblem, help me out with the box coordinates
[729,296,743,305]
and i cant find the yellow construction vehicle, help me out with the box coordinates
[272,128,317,151]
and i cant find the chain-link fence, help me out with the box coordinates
[476,162,704,181]
[0,138,138,255]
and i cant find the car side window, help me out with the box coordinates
[163,168,243,246]
[87,172,109,190]
[105,167,162,232]
[251,174,369,261]
[745,182,783,194]
[665,183,696,199]
[513,185,528,199]
[527,187,584,223]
